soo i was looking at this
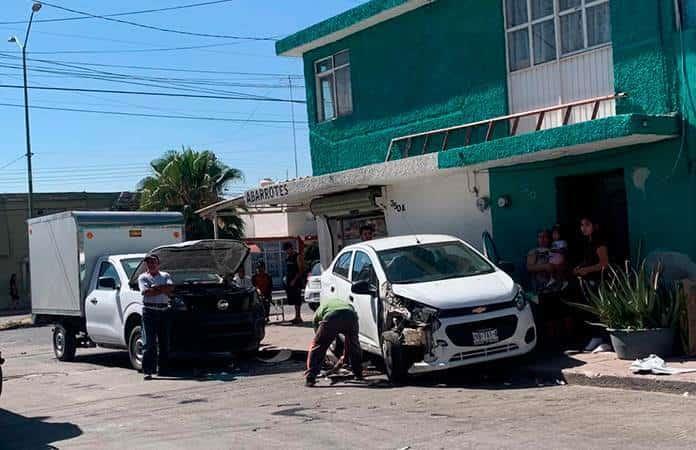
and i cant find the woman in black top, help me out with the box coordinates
[283,242,305,325]
[573,216,610,284]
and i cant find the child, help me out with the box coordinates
[546,225,568,290]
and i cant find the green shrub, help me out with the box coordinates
[567,261,685,331]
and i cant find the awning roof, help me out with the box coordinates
[276,0,436,57]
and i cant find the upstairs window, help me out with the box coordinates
[315,50,353,122]
[505,0,612,72]
[680,0,696,28]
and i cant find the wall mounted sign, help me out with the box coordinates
[245,184,290,204]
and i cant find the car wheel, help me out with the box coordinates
[53,324,76,362]
[381,332,409,384]
[128,325,144,371]
[308,302,319,312]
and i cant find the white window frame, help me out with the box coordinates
[503,0,611,74]
[314,50,353,123]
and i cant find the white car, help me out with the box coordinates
[304,262,323,311]
[320,234,536,382]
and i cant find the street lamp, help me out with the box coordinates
[8,2,41,219]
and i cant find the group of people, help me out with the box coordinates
[527,216,610,294]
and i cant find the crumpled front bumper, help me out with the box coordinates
[408,304,536,374]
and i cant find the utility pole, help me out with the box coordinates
[8,2,42,219]
[288,76,298,179]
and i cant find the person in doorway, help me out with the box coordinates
[252,261,273,322]
[574,216,611,352]
[360,224,375,242]
[138,255,174,380]
[9,274,20,310]
[305,297,363,387]
[526,229,553,293]
[283,242,305,325]
[546,225,569,290]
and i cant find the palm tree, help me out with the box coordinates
[138,147,245,239]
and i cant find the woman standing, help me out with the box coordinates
[573,216,611,352]
[283,242,305,325]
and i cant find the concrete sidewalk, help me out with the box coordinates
[0,313,32,331]
[525,351,696,394]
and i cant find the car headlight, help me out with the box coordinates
[513,286,526,311]
[410,304,439,324]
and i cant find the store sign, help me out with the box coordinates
[245,184,290,204]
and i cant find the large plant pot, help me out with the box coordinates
[608,328,675,360]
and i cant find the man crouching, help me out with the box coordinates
[305,297,363,387]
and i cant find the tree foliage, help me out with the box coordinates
[138,147,245,239]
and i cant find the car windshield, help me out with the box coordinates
[377,241,495,284]
[120,258,142,280]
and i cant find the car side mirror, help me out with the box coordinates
[98,276,119,290]
[351,280,376,296]
[129,281,139,291]
[497,261,516,275]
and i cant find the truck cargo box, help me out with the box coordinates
[28,211,184,317]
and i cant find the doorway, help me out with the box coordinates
[555,169,630,265]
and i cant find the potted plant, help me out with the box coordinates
[568,261,685,360]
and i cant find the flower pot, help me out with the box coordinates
[608,328,675,360]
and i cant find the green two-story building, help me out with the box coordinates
[243,0,695,279]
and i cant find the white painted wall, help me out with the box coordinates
[382,170,493,251]
[242,211,316,239]
[508,46,615,134]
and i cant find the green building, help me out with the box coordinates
[239,0,696,281]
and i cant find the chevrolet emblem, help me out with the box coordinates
[472,306,487,314]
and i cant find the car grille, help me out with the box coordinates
[438,300,515,318]
[449,344,520,362]
[445,315,518,346]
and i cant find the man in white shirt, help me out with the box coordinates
[138,254,174,380]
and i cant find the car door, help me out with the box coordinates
[323,251,353,303]
[85,261,122,344]
[350,251,380,350]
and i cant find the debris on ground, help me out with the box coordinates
[630,355,696,375]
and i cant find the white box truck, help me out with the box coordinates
[28,211,266,370]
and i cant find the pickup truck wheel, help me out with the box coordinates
[381,333,409,385]
[53,324,76,362]
[128,325,144,371]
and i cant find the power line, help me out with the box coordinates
[39,1,277,41]
[0,102,309,124]
[0,84,306,103]
[0,154,25,170]
[0,53,303,78]
[0,0,239,25]
[23,42,245,55]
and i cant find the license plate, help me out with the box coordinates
[472,328,499,346]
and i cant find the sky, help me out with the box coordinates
[0,0,366,195]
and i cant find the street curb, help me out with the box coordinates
[0,317,34,332]
[562,370,696,395]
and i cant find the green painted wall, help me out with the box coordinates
[301,0,509,175]
[488,138,695,276]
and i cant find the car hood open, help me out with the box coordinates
[391,270,516,310]
[129,239,249,285]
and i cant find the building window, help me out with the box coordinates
[315,50,353,122]
[505,0,611,72]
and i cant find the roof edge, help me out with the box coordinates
[276,0,436,57]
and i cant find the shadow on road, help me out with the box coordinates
[0,409,82,450]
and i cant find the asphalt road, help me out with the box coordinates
[2,319,696,449]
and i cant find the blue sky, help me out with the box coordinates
[0,0,365,195]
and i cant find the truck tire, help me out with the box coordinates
[128,325,144,371]
[381,332,409,384]
[53,324,76,362]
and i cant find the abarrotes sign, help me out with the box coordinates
[245,183,290,205]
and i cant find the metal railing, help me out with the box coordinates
[385,92,626,162]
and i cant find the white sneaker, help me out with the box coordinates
[584,337,603,352]
[592,343,612,354]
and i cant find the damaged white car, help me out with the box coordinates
[320,235,536,383]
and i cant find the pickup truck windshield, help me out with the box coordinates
[377,241,494,284]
